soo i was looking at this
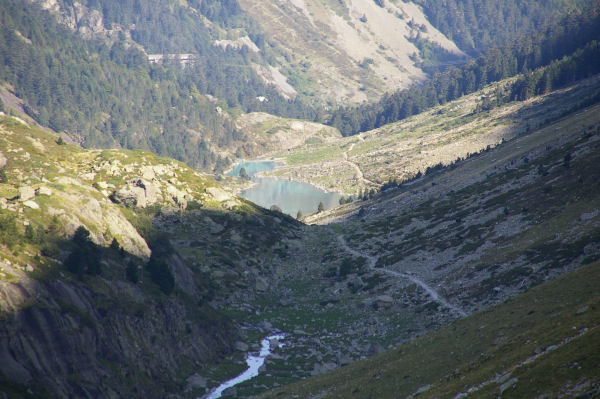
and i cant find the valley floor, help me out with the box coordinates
[190,95,600,397]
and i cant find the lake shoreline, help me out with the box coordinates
[227,159,343,216]
[229,158,348,197]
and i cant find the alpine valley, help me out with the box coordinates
[0,0,599,398]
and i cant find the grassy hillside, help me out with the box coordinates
[269,74,600,196]
[260,260,600,398]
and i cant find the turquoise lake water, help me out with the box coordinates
[229,161,341,216]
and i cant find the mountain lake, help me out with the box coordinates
[228,161,341,216]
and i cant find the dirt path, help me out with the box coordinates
[335,231,467,316]
[343,141,379,187]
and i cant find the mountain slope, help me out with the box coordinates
[260,260,600,398]
[183,81,599,397]
[0,112,303,398]
[2,69,599,399]
[1,0,318,171]
[265,74,600,196]
[237,0,464,103]
[414,0,589,55]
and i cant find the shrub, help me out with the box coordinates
[239,167,250,180]
[65,226,101,275]
[65,246,101,275]
[73,226,91,246]
[126,261,139,284]
[0,212,20,248]
[147,256,175,295]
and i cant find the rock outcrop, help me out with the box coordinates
[111,178,161,208]
[205,187,233,202]
[0,260,237,398]
[18,186,36,201]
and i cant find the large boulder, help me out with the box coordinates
[36,186,53,196]
[184,373,207,392]
[372,294,394,310]
[18,186,36,201]
[112,179,160,208]
[255,277,269,292]
[311,362,337,376]
[166,184,187,209]
[23,200,39,209]
[205,187,232,202]
[234,341,249,351]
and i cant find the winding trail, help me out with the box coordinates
[335,232,467,317]
[342,141,379,187]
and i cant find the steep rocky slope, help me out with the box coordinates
[0,113,302,398]
[238,0,464,102]
[1,74,599,399]
[181,83,599,397]
[244,83,600,399]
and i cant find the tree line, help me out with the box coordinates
[413,0,588,56]
[0,0,315,171]
[328,3,600,136]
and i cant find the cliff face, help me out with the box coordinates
[0,115,247,398]
[0,265,234,398]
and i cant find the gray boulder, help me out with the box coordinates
[184,373,207,392]
[311,362,337,376]
[18,186,36,201]
[234,341,249,351]
[205,187,231,202]
[166,184,187,209]
[112,179,160,208]
[36,186,53,196]
[255,277,269,292]
[367,342,384,356]
[372,294,394,310]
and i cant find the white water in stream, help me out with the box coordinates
[204,334,285,399]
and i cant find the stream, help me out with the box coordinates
[204,333,285,399]
[229,161,341,216]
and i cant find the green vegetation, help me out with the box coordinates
[260,261,600,399]
[414,0,588,55]
[1,2,600,398]
[317,201,325,213]
[0,0,315,170]
[64,226,102,276]
[238,167,250,180]
[146,256,175,295]
[328,3,600,136]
